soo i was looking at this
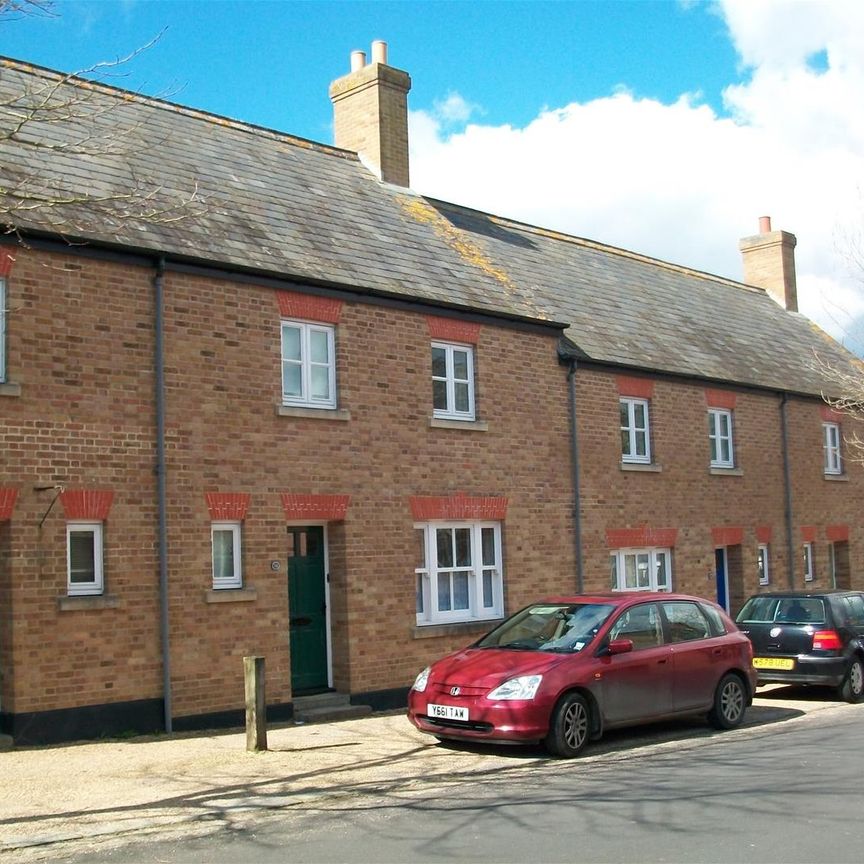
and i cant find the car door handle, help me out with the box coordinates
[657,658,668,664]
[712,648,723,656]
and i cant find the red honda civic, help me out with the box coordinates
[408,592,757,757]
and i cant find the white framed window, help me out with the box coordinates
[415,522,502,624]
[432,342,475,420]
[758,544,770,586]
[67,522,104,596]
[823,422,842,475]
[281,320,336,409]
[0,277,6,382]
[620,398,651,464]
[212,521,242,589]
[708,408,734,468]
[803,542,815,583]
[609,548,671,592]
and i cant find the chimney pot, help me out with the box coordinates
[350,50,366,72]
[759,215,772,233]
[371,40,388,64]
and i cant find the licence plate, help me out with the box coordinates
[427,703,469,721]
[753,657,795,671]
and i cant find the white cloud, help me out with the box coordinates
[408,0,864,350]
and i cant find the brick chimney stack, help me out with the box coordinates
[739,216,799,312]
[329,41,412,188]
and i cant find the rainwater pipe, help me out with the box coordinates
[779,392,796,590]
[153,255,173,732]
[567,358,585,592]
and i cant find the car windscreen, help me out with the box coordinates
[737,595,827,625]
[476,603,616,653]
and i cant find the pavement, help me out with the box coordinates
[0,686,852,861]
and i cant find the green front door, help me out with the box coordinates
[287,526,329,693]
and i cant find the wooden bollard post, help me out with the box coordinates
[244,655,267,752]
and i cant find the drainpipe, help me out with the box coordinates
[154,256,172,732]
[779,393,795,589]
[567,359,585,592]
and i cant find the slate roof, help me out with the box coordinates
[0,57,856,397]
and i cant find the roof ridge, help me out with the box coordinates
[0,54,358,162]
[425,195,766,297]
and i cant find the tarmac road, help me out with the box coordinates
[0,685,857,862]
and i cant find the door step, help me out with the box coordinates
[292,691,373,725]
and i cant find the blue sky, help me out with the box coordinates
[4,1,739,139]
[4,0,864,349]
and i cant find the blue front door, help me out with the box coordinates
[715,548,728,611]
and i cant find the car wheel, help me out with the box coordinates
[545,692,591,758]
[708,673,746,730]
[839,658,864,704]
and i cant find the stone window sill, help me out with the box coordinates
[429,417,489,432]
[620,462,662,473]
[58,594,119,611]
[413,619,504,640]
[206,587,258,603]
[710,467,744,476]
[276,405,351,421]
[0,381,21,398]
[824,473,849,482]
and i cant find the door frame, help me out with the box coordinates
[287,521,333,691]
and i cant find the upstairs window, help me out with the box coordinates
[281,320,336,409]
[432,342,475,420]
[708,408,734,468]
[609,548,671,592]
[620,398,651,464]
[212,521,242,589]
[823,422,842,475]
[67,522,104,596]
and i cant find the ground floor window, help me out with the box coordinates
[67,522,104,596]
[758,544,770,586]
[609,547,671,592]
[212,521,242,589]
[803,542,815,583]
[415,521,503,624]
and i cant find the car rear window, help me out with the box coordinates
[737,595,827,625]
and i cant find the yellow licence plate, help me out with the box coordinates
[753,657,795,671]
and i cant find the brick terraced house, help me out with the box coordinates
[0,44,861,743]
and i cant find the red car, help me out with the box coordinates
[408,592,757,757]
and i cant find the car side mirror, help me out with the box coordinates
[607,638,634,656]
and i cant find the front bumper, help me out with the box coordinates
[407,691,551,743]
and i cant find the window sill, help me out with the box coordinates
[58,594,119,611]
[709,467,743,476]
[429,417,489,432]
[276,405,351,421]
[0,381,21,398]
[824,473,849,482]
[205,587,258,603]
[620,462,662,473]
[413,618,503,639]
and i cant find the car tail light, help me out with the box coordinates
[812,630,842,651]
